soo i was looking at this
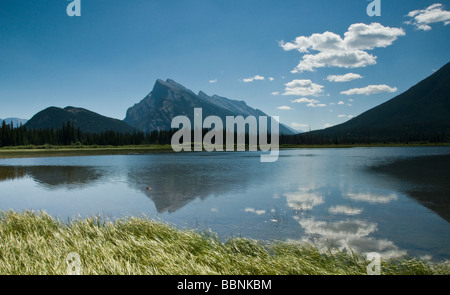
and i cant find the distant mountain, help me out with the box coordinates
[0,118,28,127]
[124,79,296,135]
[25,106,136,134]
[311,62,450,142]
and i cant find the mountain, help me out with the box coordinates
[25,106,136,134]
[124,79,296,135]
[0,118,28,127]
[313,61,450,142]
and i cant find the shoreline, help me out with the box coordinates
[0,143,450,159]
[0,210,448,275]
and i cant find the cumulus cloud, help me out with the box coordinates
[327,73,363,82]
[242,75,265,83]
[209,79,217,83]
[280,23,405,72]
[298,218,377,240]
[294,218,406,259]
[291,122,309,130]
[245,208,266,215]
[329,205,363,216]
[291,97,319,104]
[291,97,326,108]
[346,192,398,204]
[293,50,376,72]
[284,188,324,210]
[282,79,324,96]
[307,103,327,108]
[271,91,280,96]
[277,106,293,110]
[341,84,397,96]
[323,123,333,128]
[405,3,450,31]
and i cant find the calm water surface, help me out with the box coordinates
[0,147,449,261]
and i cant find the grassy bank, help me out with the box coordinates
[0,211,448,275]
[1,143,450,159]
[0,145,173,159]
[279,143,450,149]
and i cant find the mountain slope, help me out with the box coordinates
[25,107,136,134]
[125,79,296,135]
[316,62,450,141]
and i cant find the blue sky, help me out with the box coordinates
[1,0,449,130]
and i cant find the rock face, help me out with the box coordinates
[124,79,296,134]
[25,106,136,134]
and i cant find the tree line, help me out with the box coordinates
[0,121,176,147]
[1,120,449,148]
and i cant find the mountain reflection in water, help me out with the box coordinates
[0,148,449,261]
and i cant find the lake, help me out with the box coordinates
[0,147,449,262]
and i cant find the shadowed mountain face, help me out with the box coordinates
[24,106,136,134]
[315,62,450,141]
[125,158,257,213]
[370,154,450,223]
[0,166,104,190]
[124,79,296,135]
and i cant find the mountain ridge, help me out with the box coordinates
[25,106,136,134]
[125,79,296,135]
[301,61,450,143]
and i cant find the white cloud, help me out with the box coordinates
[323,123,333,128]
[338,101,345,105]
[344,23,406,50]
[245,208,266,215]
[341,84,397,96]
[282,79,324,96]
[307,103,327,108]
[329,205,363,216]
[291,97,319,104]
[280,23,405,72]
[291,97,326,108]
[298,218,377,240]
[242,75,265,83]
[292,50,377,72]
[284,188,324,210]
[347,115,354,119]
[406,3,450,31]
[327,73,363,82]
[269,77,275,81]
[277,106,293,110]
[271,91,280,96]
[291,122,309,130]
[294,218,406,259]
[209,79,217,83]
[346,192,398,204]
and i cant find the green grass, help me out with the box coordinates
[0,144,173,159]
[279,143,450,149]
[1,143,450,159]
[0,211,448,275]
